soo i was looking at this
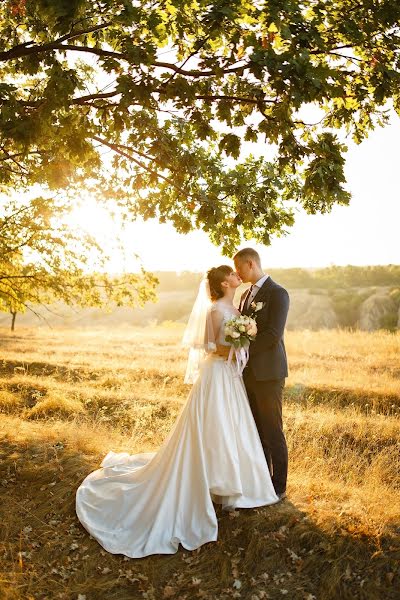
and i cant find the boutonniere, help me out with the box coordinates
[250,301,265,315]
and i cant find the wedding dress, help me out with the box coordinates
[76,299,279,558]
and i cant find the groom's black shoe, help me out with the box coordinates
[277,491,287,501]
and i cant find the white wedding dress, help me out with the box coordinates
[76,301,279,558]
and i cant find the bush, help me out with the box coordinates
[331,290,372,328]
[380,312,398,332]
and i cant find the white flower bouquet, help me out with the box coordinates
[224,315,258,349]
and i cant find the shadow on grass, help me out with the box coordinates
[0,434,399,600]
[0,335,33,346]
[0,359,100,383]
[285,383,400,416]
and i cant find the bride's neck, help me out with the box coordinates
[220,288,235,303]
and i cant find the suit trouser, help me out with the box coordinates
[243,367,288,495]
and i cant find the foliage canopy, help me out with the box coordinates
[1,0,400,253]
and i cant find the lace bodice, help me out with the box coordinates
[210,300,240,346]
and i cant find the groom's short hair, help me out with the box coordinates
[233,248,261,266]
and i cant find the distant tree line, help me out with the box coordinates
[269,265,400,289]
[154,272,203,293]
[154,265,400,293]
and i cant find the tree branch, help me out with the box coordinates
[0,39,249,78]
[93,137,175,171]
[53,22,112,44]
[73,89,275,107]
[0,145,28,172]
[161,35,211,87]
[194,94,275,104]
[1,230,39,255]
[72,91,121,104]
[0,23,111,61]
[0,149,45,162]
[92,135,189,196]
[52,43,125,59]
[0,274,39,280]
[152,60,247,77]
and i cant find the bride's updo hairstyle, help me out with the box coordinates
[206,265,233,301]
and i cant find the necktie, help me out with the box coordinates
[245,285,254,310]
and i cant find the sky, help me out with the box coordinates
[68,110,400,273]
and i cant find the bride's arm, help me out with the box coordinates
[210,308,231,358]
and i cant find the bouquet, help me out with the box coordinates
[224,314,258,347]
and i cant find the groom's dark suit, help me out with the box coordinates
[240,277,289,495]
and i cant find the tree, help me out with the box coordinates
[1,0,399,253]
[0,197,158,329]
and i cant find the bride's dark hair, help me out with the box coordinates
[206,265,233,301]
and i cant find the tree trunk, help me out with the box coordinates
[11,311,16,331]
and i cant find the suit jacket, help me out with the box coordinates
[240,277,289,381]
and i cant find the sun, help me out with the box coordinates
[63,197,140,274]
[62,197,227,274]
[65,197,117,239]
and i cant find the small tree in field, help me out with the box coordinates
[0,197,158,329]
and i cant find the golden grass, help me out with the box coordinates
[23,394,85,419]
[0,326,399,600]
[0,390,23,413]
[286,329,400,399]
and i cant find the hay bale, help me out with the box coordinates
[287,291,338,330]
[359,292,398,331]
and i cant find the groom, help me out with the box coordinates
[233,248,289,500]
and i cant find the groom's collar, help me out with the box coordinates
[254,274,270,289]
[251,275,273,303]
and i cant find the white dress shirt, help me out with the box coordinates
[245,274,270,309]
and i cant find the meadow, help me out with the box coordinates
[0,326,399,600]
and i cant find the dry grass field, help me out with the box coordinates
[0,326,399,600]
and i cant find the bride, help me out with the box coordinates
[76,265,279,558]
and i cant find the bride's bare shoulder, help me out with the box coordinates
[211,300,239,317]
